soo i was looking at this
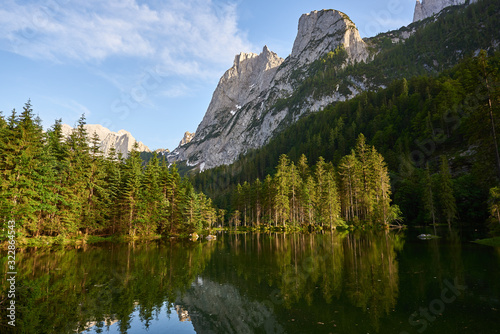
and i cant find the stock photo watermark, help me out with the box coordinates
[400,277,466,333]
[5,220,17,327]
[108,66,166,125]
[360,0,405,37]
[394,71,499,182]
[12,0,70,51]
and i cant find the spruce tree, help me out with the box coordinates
[122,142,143,236]
[423,162,437,227]
[338,151,360,222]
[438,156,457,229]
[104,147,122,234]
[139,152,163,236]
[274,154,290,227]
[369,146,392,225]
[64,114,91,234]
[8,101,47,236]
[165,163,184,234]
[488,186,500,233]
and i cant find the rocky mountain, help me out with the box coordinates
[61,123,151,158]
[169,9,370,170]
[413,0,475,22]
[179,131,195,146]
[176,278,283,333]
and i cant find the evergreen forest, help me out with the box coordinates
[0,107,217,241]
[1,0,500,244]
[190,51,500,236]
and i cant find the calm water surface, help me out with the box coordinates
[1,229,499,333]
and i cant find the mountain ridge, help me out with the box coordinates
[171,0,497,172]
[413,0,476,22]
[169,9,369,169]
[61,123,151,158]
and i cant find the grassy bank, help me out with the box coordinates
[473,237,500,247]
[0,234,162,249]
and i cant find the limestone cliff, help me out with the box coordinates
[61,123,151,158]
[179,131,195,146]
[413,0,475,22]
[176,278,283,333]
[169,9,369,169]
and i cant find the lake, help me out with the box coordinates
[1,229,499,333]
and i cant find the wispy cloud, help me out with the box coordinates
[160,83,191,98]
[47,97,92,119]
[0,0,254,77]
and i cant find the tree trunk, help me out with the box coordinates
[480,54,500,179]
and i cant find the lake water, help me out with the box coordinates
[1,229,499,333]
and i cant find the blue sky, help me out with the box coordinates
[0,0,415,151]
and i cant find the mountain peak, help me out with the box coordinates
[179,131,195,146]
[413,0,475,22]
[61,124,150,158]
[168,8,373,169]
[291,9,368,66]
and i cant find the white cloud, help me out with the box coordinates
[160,83,191,98]
[0,0,254,76]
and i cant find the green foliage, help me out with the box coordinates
[0,106,216,240]
[0,241,215,332]
[487,186,500,236]
[191,52,499,230]
[226,136,396,229]
[437,156,457,228]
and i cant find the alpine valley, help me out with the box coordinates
[183,0,500,228]
[1,1,500,333]
[168,0,497,171]
[1,0,498,238]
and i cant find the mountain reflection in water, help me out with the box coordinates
[1,229,499,334]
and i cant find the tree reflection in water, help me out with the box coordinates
[4,229,495,334]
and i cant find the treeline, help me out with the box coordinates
[0,104,216,239]
[191,52,500,231]
[228,134,400,230]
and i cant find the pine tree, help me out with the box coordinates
[252,178,263,226]
[274,154,290,227]
[324,162,341,229]
[288,161,301,225]
[6,101,47,236]
[0,110,19,229]
[263,174,274,224]
[104,147,122,234]
[138,152,163,236]
[122,142,143,236]
[63,114,92,234]
[296,155,310,225]
[423,162,437,226]
[478,50,500,180]
[184,183,203,232]
[314,157,328,227]
[355,134,375,221]
[165,163,184,235]
[369,146,392,225]
[34,130,59,235]
[83,131,108,234]
[338,151,361,222]
[488,186,500,233]
[314,158,340,229]
[438,156,457,229]
[303,175,317,225]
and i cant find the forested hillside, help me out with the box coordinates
[267,0,499,121]
[190,52,500,232]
